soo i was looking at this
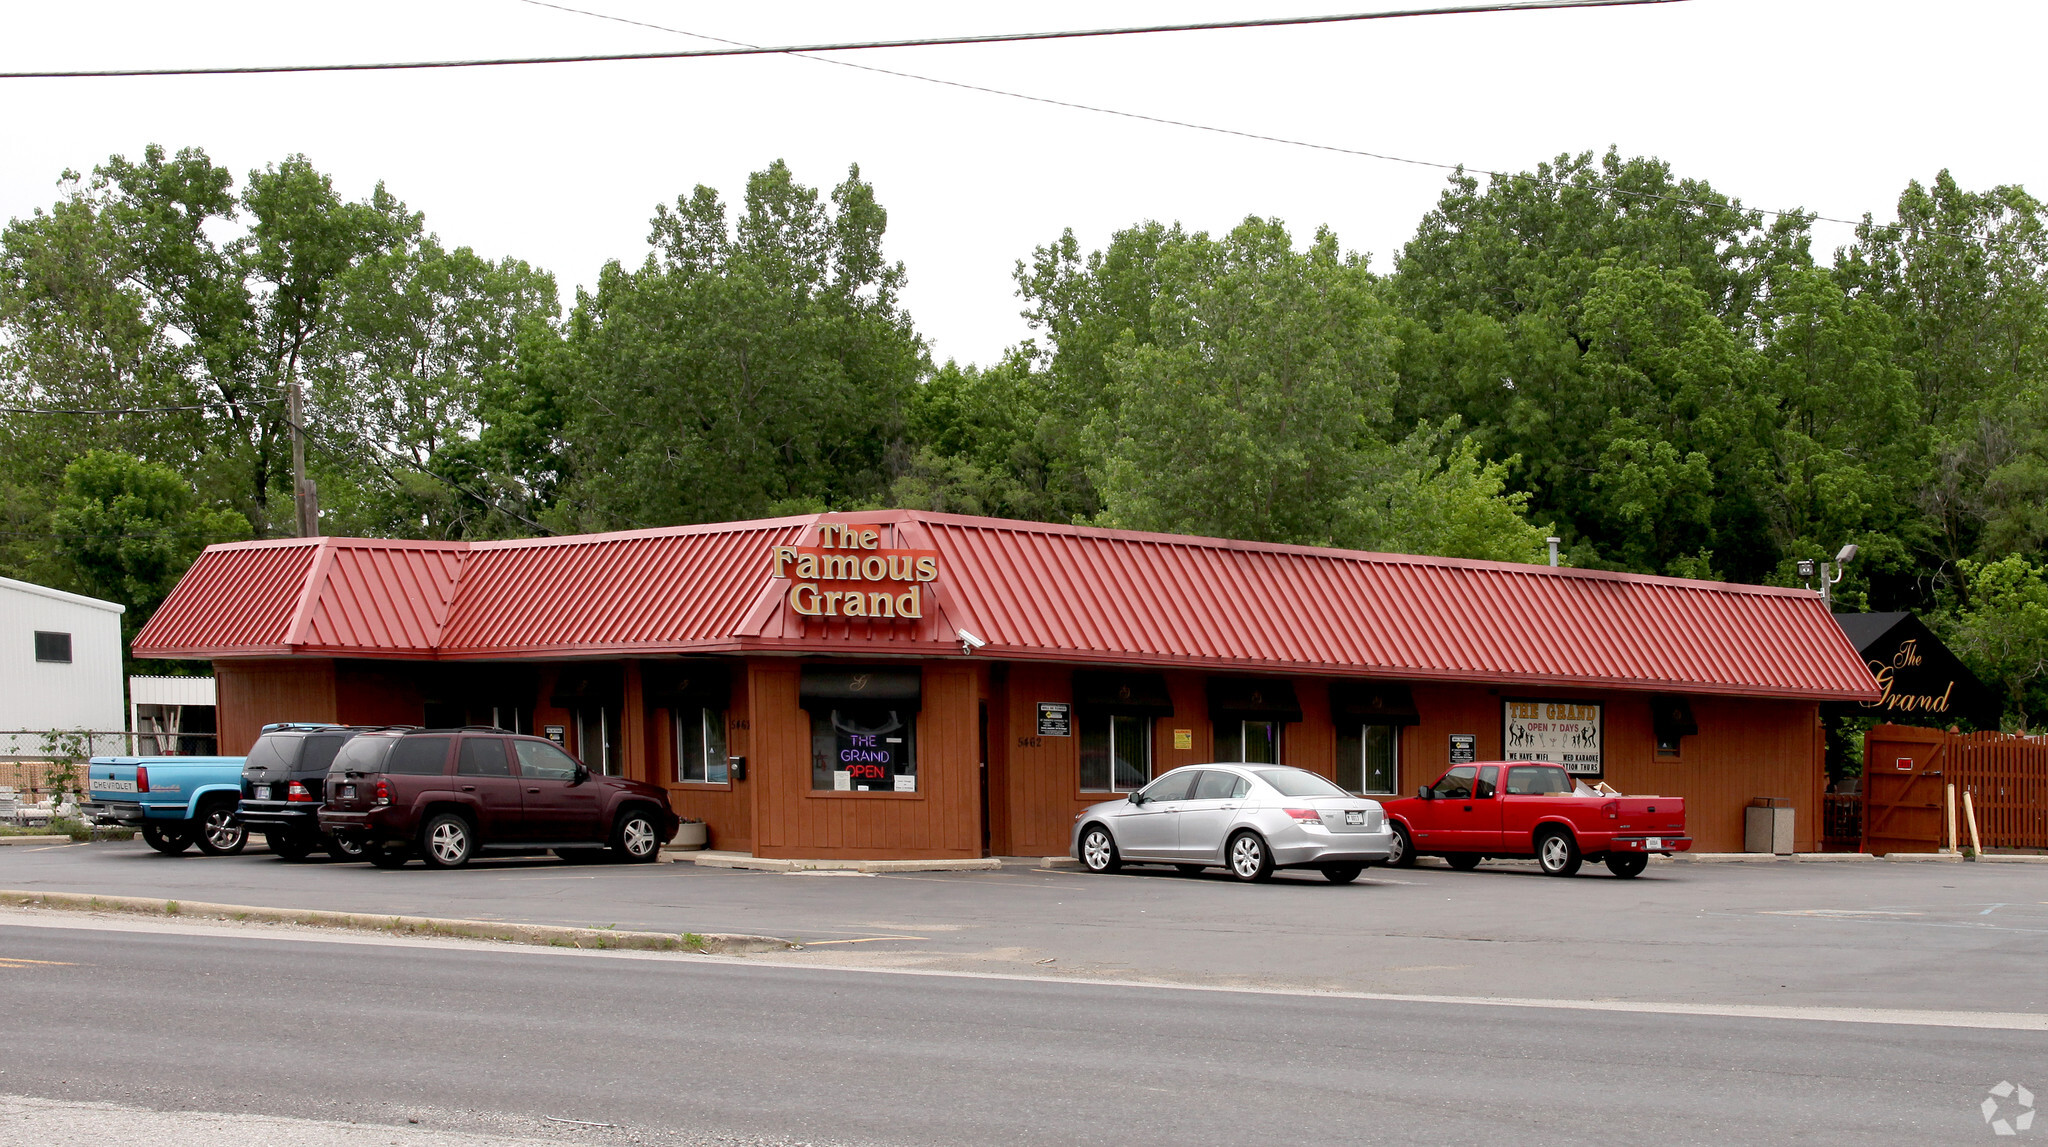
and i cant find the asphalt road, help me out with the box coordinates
[6,839,2048,1011]
[0,914,2034,1146]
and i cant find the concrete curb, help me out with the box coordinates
[1975,854,2048,864]
[1791,852,1878,862]
[0,889,798,954]
[677,850,1002,874]
[1884,852,1965,863]
[1037,856,1081,869]
[0,836,72,846]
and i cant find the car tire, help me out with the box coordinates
[1386,823,1417,868]
[1321,863,1364,884]
[1174,863,1206,875]
[324,833,368,861]
[266,831,317,862]
[1079,825,1121,873]
[141,823,192,855]
[611,809,662,863]
[366,843,410,868]
[419,814,476,869]
[192,801,248,856]
[1536,829,1583,877]
[1605,852,1649,878]
[1226,831,1275,883]
[1446,852,1482,871]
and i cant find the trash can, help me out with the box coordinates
[1745,797,1794,855]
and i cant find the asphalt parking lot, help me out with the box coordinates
[5,838,2046,1013]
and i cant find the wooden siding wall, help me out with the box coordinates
[749,659,980,860]
[334,662,427,728]
[215,659,337,755]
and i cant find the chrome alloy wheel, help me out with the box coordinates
[1230,834,1264,879]
[202,808,243,851]
[429,819,470,865]
[620,816,657,859]
[1539,834,1571,870]
[1081,827,1117,872]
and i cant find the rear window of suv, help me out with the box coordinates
[243,736,303,772]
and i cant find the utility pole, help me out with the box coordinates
[287,373,319,537]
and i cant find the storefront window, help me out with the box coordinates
[1079,712,1151,792]
[675,706,729,784]
[577,705,619,776]
[1335,723,1400,795]
[1217,719,1281,764]
[811,706,916,792]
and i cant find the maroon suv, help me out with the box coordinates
[317,729,678,868]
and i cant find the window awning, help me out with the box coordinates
[1071,670,1174,717]
[1207,677,1302,723]
[1651,695,1698,742]
[799,666,922,713]
[1328,681,1420,726]
[550,663,623,708]
[643,661,731,708]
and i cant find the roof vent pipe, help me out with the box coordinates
[1546,537,1561,568]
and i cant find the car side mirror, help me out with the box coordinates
[1127,792,1145,805]
[1417,785,1433,800]
[573,764,590,784]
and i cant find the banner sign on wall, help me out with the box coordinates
[1502,699,1603,776]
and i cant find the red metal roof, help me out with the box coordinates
[132,510,1880,700]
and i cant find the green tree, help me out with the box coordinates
[554,161,925,528]
[46,449,248,655]
[1945,555,2048,730]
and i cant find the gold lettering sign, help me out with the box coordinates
[772,539,939,621]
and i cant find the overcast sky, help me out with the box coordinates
[3,1,2041,366]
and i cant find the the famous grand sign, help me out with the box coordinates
[771,523,938,619]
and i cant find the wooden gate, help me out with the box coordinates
[1863,724,2048,853]
[1862,725,1949,855]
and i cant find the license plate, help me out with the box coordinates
[1645,837,1662,849]
[342,785,355,799]
[1345,810,1365,825]
[254,786,271,801]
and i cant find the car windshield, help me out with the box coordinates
[1253,769,1349,799]
[331,736,395,774]
[242,735,302,773]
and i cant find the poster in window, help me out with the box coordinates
[1501,700,1602,776]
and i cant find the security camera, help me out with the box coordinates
[1835,543,1858,564]
[957,629,986,653]
[1796,559,1815,580]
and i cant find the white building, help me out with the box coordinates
[130,674,219,755]
[0,575,126,771]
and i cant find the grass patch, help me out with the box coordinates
[681,932,709,952]
[163,900,180,915]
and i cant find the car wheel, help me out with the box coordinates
[1446,852,1482,871]
[1536,829,1582,877]
[324,833,368,861]
[141,823,192,855]
[1321,863,1364,884]
[265,831,316,862]
[1227,831,1275,883]
[612,809,662,863]
[419,814,476,869]
[1079,825,1121,873]
[1386,823,1417,868]
[366,843,411,868]
[193,802,248,856]
[1174,863,1206,875]
[1605,852,1649,878]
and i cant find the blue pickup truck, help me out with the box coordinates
[84,754,248,855]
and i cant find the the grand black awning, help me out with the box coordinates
[643,661,732,709]
[799,666,922,713]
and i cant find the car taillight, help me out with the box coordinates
[373,779,390,806]
[1286,808,1323,824]
[136,765,149,793]
[287,781,314,802]
[1602,800,1619,820]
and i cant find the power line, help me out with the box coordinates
[528,0,1937,240]
[0,398,281,416]
[0,0,1683,79]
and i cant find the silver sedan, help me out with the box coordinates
[1071,764,1393,883]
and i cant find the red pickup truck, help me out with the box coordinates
[1380,762,1690,877]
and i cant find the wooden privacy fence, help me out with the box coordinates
[1863,724,2048,853]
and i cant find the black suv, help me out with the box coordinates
[239,723,384,861]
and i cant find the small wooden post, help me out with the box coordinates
[1946,783,1958,854]
[1963,789,1984,858]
